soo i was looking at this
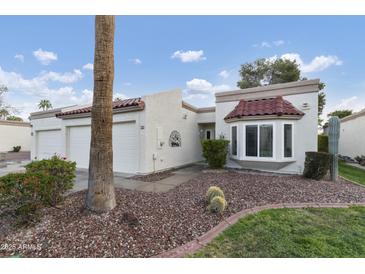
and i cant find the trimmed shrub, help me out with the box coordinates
[208,196,227,214]
[0,172,50,225]
[25,155,76,206]
[354,155,365,166]
[201,139,230,169]
[303,151,331,180]
[206,186,225,203]
[318,135,328,153]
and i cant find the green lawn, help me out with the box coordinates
[339,161,365,186]
[191,207,365,258]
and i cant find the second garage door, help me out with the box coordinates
[37,129,62,159]
[67,122,138,173]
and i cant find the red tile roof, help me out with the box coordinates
[224,96,304,120]
[56,98,144,117]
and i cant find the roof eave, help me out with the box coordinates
[57,105,145,120]
[224,114,304,123]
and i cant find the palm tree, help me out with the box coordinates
[86,15,116,212]
[38,99,52,111]
[0,108,9,120]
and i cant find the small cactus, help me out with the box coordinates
[328,116,340,181]
[208,196,227,214]
[206,186,225,203]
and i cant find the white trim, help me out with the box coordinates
[282,122,295,160]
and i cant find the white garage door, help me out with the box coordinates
[113,122,138,173]
[68,122,138,173]
[68,126,91,169]
[37,130,62,159]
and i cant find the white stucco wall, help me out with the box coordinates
[215,92,318,174]
[0,122,31,152]
[141,89,203,173]
[339,115,365,158]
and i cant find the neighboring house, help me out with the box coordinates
[0,120,31,152]
[30,79,319,175]
[339,109,365,158]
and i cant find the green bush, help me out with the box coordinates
[201,140,230,169]
[208,196,227,214]
[303,151,331,180]
[318,135,328,153]
[25,155,76,206]
[354,155,365,166]
[0,172,49,225]
[206,186,225,203]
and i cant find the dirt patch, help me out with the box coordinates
[1,171,364,258]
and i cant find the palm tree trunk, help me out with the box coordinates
[86,15,116,212]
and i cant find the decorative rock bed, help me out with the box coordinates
[1,171,364,257]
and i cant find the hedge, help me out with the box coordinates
[201,139,230,169]
[318,135,328,153]
[303,151,331,180]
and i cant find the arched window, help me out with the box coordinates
[169,130,181,147]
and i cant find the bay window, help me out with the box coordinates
[245,124,273,158]
[231,126,237,156]
[284,124,293,158]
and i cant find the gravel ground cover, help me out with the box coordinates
[131,170,173,182]
[1,171,364,258]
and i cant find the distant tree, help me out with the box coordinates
[0,108,9,120]
[327,109,353,119]
[38,99,53,111]
[237,58,326,126]
[6,115,23,121]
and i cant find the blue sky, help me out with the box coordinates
[0,16,364,120]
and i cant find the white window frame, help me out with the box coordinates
[242,121,276,161]
[230,124,239,159]
[282,122,295,160]
[205,129,212,140]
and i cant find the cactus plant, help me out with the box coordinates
[208,196,227,214]
[328,116,340,181]
[206,186,225,203]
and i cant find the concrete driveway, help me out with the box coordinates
[72,165,204,193]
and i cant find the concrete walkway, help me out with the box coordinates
[72,165,204,193]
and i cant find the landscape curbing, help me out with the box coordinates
[154,202,365,258]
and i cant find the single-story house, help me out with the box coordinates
[339,109,365,158]
[30,79,320,175]
[0,120,31,153]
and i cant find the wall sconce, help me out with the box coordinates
[182,114,188,119]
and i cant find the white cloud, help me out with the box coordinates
[113,92,128,100]
[33,48,58,65]
[14,54,24,62]
[38,69,83,84]
[253,40,285,48]
[171,50,206,63]
[273,40,285,46]
[131,58,142,65]
[268,53,343,74]
[186,78,213,92]
[82,63,94,70]
[218,70,230,79]
[322,95,365,124]
[184,78,230,100]
[0,66,91,118]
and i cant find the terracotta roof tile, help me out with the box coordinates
[224,96,304,120]
[56,97,144,117]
